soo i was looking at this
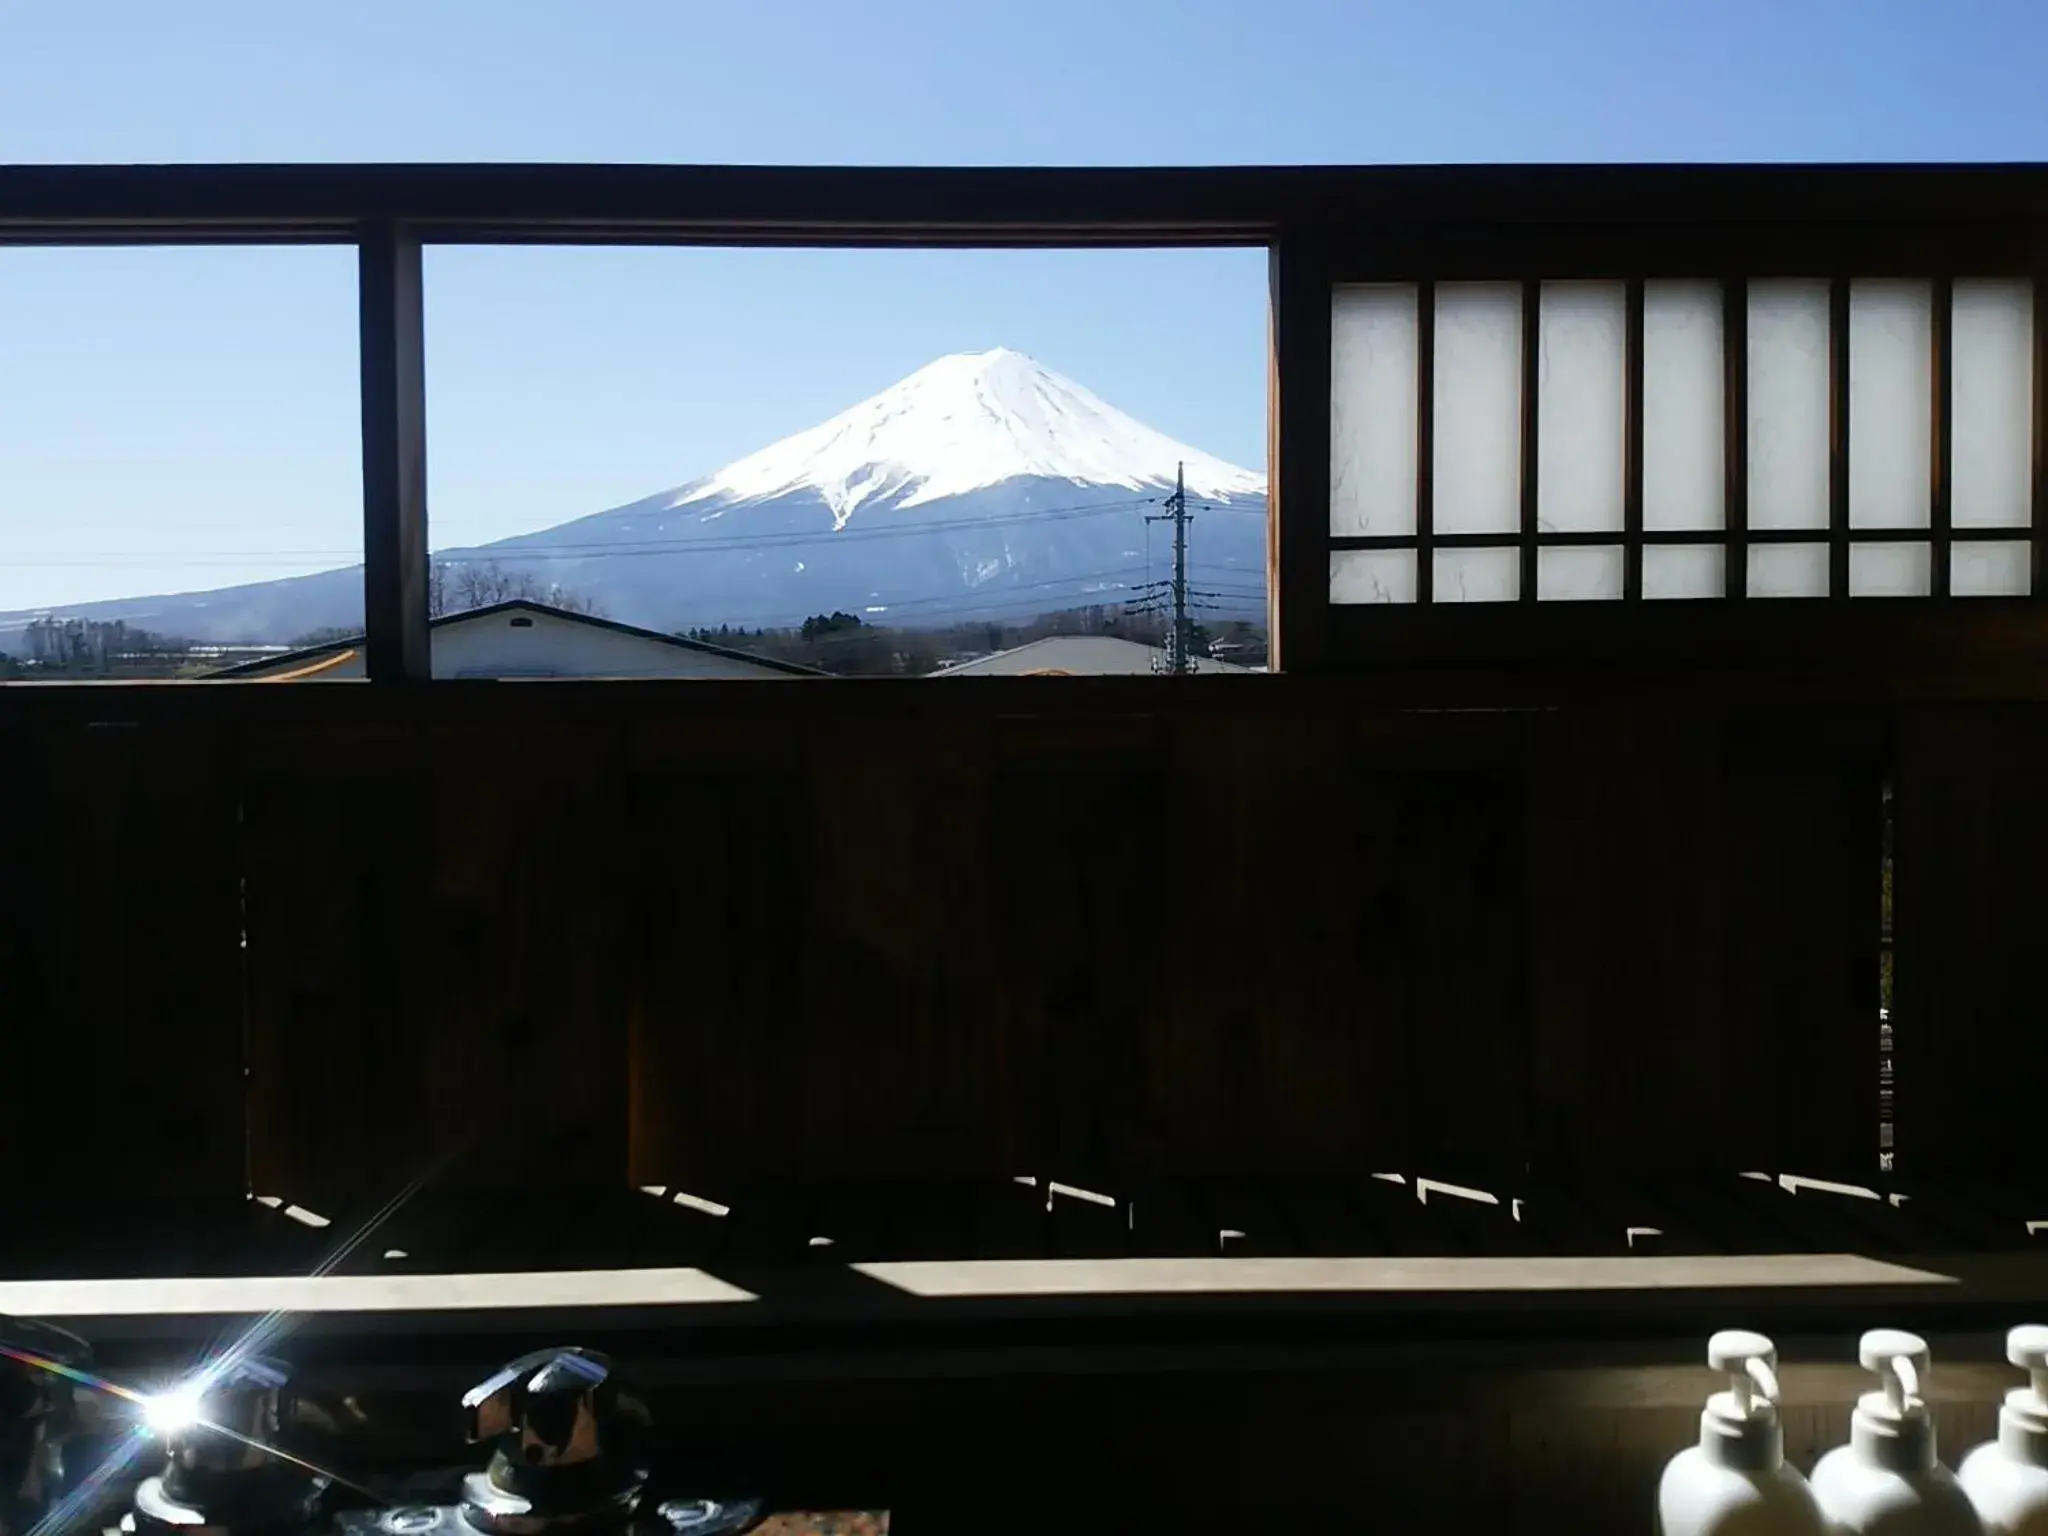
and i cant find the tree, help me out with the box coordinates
[428,560,599,619]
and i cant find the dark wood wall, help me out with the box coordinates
[5,675,2017,1215]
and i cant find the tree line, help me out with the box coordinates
[688,605,1267,676]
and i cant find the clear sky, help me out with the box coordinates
[3,0,2045,610]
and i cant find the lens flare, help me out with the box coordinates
[5,1148,460,1535]
[141,1385,206,1437]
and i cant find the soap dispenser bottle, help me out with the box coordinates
[1657,1329,1826,1536]
[1958,1325,2048,1535]
[1810,1329,1984,1535]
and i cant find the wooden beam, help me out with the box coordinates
[1520,280,1541,603]
[1931,277,1953,599]
[1830,277,1852,600]
[1269,234,1331,672]
[1725,279,1750,599]
[4,163,2048,247]
[1417,280,1437,603]
[1624,279,1646,601]
[358,222,431,683]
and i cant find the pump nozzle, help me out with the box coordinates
[1846,1328,1938,1473]
[2007,1325,2048,1411]
[1709,1330,1781,1418]
[1859,1328,1931,1421]
[1697,1330,1787,1471]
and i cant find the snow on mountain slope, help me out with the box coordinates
[668,348,1266,522]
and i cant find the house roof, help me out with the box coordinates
[207,599,829,679]
[931,634,1253,677]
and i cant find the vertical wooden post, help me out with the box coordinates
[1417,281,1436,603]
[1930,277,1953,599]
[1829,277,1852,600]
[1624,278,1646,601]
[1269,233,1332,672]
[359,222,431,682]
[1519,279,1541,603]
[1724,280,1749,600]
[2033,258,2048,599]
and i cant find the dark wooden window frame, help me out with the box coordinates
[3,162,2046,678]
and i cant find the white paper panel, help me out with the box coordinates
[1536,282,1625,534]
[1433,283,1523,535]
[1537,545,1624,600]
[1433,546,1520,603]
[1330,285,1418,536]
[1748,281,1831,532]
[1748,542,1831,598]
[1952,280,2034,529]
[1849,542,1931,596]
[1952,541,2032,597]
[1643,281,1725,532]
[1329,548,1418,604]
[1644,545,1725,599]
[1848,281,1932,529]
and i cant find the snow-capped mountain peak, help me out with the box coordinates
[669,347,1266,525]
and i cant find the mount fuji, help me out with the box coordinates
[0,349,1269,647]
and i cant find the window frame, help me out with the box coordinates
[4,164,2045,679]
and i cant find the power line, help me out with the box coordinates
[3,493,1173,567]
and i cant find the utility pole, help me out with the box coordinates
[1145,462,1193,674]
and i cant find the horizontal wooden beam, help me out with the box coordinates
[2,162,2047,246]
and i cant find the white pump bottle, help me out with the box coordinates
[1656,1330,1826,1536]
[1958,1325,2048,1535]
[1810,1328,1984,1535]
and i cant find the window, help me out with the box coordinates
[0,248,361,679]
[1328,276,2038,604]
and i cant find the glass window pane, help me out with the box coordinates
[1330,285,1418,537]
[1538,545,1624,600]
[1849,541,1932,596]
[1849,281,1932,530]
[1748,281,1831,532]
[421,246,1271,679]
[1749,542,1831,598]
[1644,544,1726,599]
[1537,282,1624,534]
[1329,548,1417,604]
[1433,546,1520,603]
[1643,281,1724,533]
[1953,540,2032,597]
[0,249,364,677]
[1433,283,1522,535]
[1953,279,2034,529]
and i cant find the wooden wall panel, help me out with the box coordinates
[989,720,1167,1180]
[1152,713,1524,1178]
[418,723,630,1187]
[0,680,1891,1208]
[629,717,1002,1184]
[1892,706,2048,1175]
[245,721,631,1208]
[1719,714,1881,1177]
[1526,708,1726,1175]
[1525,708,1878,1177]
[242,727,431,1211]
[628,754,813,1185]
[0,721,244,1201]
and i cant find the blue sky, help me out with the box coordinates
[3,0,2046,610]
